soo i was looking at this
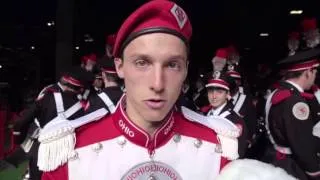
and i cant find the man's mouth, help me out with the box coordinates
[144,99,166,109]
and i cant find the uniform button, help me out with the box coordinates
[92,143,103,153]
[194,139,202,148]
[173,134,181,143]
[148,175,157,180]
[68,150,78,161]
[117,136,127,147]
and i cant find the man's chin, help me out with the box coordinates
[144,110,171,123]
[210,103,221,108]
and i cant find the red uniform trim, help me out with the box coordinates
[41,164,68,180]
[271,89,292,105]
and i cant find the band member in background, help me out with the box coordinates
[201,72,248,157]
[265,48,320,179]
[13,67,94,180]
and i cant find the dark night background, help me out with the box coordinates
[0,0,319,111]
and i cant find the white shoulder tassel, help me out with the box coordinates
[181,106,241,138]
[37,108,108,172]
[38,122,75,171]
[181,106,240,160]
[217,135,239,160]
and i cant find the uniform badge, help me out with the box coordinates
[292,102,310,120]
[170,4,187,29]
[121,161,182,180]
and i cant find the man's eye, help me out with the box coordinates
[168,61,180,70]
[135,60,149,67]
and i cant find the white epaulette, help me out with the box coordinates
[181,106,241,160]
[37,108,108,172]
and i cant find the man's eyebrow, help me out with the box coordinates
[126,53,186,62]
[127,53,153,60]
[168,55,186,61]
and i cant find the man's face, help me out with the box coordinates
[84,60,96,72]
[93,78,103,88]
[207,88,229,108]
[115,33,188,123]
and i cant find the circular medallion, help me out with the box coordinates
[121,161,182,180]
[292,102,309,120]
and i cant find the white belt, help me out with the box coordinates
[265,90,292,155]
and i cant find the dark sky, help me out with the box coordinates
[0,0,320,87]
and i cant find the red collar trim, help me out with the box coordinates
[301,92,314,100]
[113,96,175,153]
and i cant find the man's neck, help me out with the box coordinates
[125,99,167,137]
[209,102,227,116]
[286,79,305,92]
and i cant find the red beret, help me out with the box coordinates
[113,0,192,57]
[215,48,228,59]
[81,53,97,64]
[301,18,318,32]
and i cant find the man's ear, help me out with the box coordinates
[114,58,124,79]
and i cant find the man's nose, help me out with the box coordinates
[150,66,165,93]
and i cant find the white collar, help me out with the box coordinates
[208,102,227,116]
[286,80,304,92]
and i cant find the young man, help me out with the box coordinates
[88,56,123,114]
[13,67,94,180]
[265,48,320,179]
[41,1,240,179]
[201,72,248,157]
